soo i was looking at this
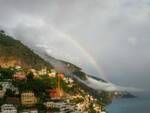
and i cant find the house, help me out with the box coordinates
[0,89,5,98]
[44,101,59,108]
[20,109,38,113]
[0,85,5,98]
[5,97,20,105]
[21,91,37,106]
[1,104,17,113]
[48,69,56,78]
[0,82,19,94]
[48,73,56,78]
[0,82,11,92]
[15,65,22,70]
[38,68,47,75]
[48,89,58,99]
[63,77,74,84]
[13,71,26,80]
[30,109,38,113]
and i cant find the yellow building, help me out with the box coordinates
[0,90,5,98]
[21,91,37,106]
[0,86,4,98]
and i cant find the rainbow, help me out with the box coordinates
[47,24,108,81]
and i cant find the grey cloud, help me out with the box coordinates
[0,0,150,90]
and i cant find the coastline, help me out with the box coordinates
[106,93,150,113]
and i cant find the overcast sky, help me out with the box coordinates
[0,0,150,91]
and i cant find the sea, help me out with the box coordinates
[107,92,150,113]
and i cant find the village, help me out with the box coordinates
[0,65,106,113]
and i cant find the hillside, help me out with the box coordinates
[0,30,135,103]
[0,31,52,69]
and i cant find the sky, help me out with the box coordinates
[0,0,150,91]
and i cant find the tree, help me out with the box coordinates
[26,72,34,81]
[0,30,5,34]
[0,67,14,79]
[5,89,14,97]
[36,103,47,112]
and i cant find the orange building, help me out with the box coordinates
[13,71,26,80]
[48,73,65,100]
[57,73,64,79]
[48,89,58,98]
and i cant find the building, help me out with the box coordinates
[51,69,56,74]
[48,73,56,78]
[38,68,47,75]
[20,109,38,113]
[57,73,64,79]
[1,104,17,113]
[13,71,26,80]
[15,65,22,70]
[48,69,56,78]
[0,82,11,92]
[0,82,19,95]
[0,85,5,98]
[48,89,63,100]
[21,91,37,106]
[0,89,5,98]
[48,89,58,99]
[0,82,19,94]
[5,97,20,105]
[30,109,38,113]
[44,101,59,108]
[48,74,64,99]
[63,77,74,84]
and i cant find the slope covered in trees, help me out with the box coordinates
[0,31,52,69]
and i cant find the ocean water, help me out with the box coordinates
[107,93,150,113]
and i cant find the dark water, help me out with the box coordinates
[107,93,150,113]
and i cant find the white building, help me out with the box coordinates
[30,109,38,113]
[20,109,38,113]
[0,82,19,94]
[44,101,59,108]
[48,69,57,77]
[63,77,74,84]
[38,68,47,75]
[1,104,17,113]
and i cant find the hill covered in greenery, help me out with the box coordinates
[0,30,52,69]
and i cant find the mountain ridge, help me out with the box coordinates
[0,30,52,69]
[0,30,135,104]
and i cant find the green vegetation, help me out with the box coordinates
[73,71,87,80]
[5,89,14,97]
[99,91,112,105]
[12,73,49,97]
[36,103,47,112]
[71,97,84,104]
[0,98,4,106]
[0,67,14,79]
[48,107,60,112]
[0,31,52,69]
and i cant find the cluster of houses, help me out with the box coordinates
[0,65,106,113]
[0,66,65,113]
[0,90,39,113]
[0,83,39,113]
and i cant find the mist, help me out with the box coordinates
[0,0,150,91]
